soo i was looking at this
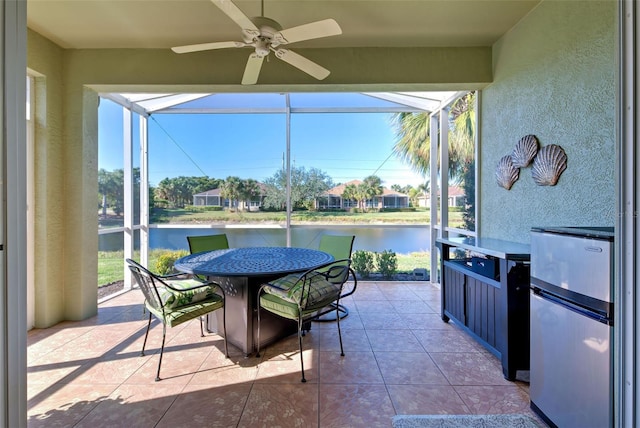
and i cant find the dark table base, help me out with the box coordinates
[206,275,297,356]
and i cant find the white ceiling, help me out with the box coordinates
[27,0,541,50]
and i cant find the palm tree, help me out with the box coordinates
[391,112,431,176]
[448,93,475,180]
[392,92,475,182]
[360,175,384,209]
[240,179,261,211]
[417,180,430,207]
[392,92,476,229]
[220,176,242,211]
[341,183,358,209]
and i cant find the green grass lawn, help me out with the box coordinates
[146,207,453,225]
[396,251,431,273]
[99,249,173,286]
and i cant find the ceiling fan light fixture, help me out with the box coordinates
[254,39,270,57]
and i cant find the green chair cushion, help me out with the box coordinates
[259,293,327,320]
[146,296,223,328]
[263,272,340,308]
[157,278,219,310]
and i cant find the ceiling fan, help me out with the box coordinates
[172,0,342,85]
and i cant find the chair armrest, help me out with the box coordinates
[161,278,223,294]
[339,267,358,298]
[159,272,191,280]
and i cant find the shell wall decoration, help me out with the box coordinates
[495,155,520,190]
[531,144,567,186]
[511,134,539,168]
[496,135,567,190]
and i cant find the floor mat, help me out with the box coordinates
[391,414,545,428]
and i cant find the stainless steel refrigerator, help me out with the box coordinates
[530,226,614,428]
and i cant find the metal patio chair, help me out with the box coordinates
[126,258,228,381]
[256,258,354,382]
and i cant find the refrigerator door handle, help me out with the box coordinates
[532,286,612,325]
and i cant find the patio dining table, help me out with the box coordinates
[174,247,334,355]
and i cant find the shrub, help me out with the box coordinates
[155,250,189,275]
[352,250,375,278]
[376,250,398,279]
[380,207,416,213]
[184,205,223,212]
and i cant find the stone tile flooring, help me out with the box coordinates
[27,281,546,427]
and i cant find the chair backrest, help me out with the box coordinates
[187,233,229,254]
[294,259,352,309]
[319,234,355,261]
[126,258,164,312]
[318,235,355,284]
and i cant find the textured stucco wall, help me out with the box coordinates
[480,0,616,244]
[27,30,100,325]
[26,30,69,327]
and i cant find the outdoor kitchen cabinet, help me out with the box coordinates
[436,237,531,381]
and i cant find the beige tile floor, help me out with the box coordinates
[27,281,546,427]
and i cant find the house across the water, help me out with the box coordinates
[193,184,267,211]
[317,180,409,210]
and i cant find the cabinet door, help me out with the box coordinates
[443,265,466,323]
[466,276,498,348]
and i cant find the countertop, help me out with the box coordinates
[531,226,614,241]
[436,236,531,260]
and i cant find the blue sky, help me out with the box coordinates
[98,97,426,189]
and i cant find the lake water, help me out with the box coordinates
[99,225,432,254]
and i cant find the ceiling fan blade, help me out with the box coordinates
[274,19,342,45]
[211,0,259,33]
[172,41,246,54]
[242,53,264,85]
[274,48,330,80]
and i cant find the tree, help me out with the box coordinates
[220,176,242,211]
[153,176,223,208]
[392,92,476,229]
[461,160,476,231]
[416,180,430,207]
[263,169,288,210]
[449,94,476,231]
[297,167,334,210]
[97,168,141,216]
[262,166,333,211]
[391,112,431,176]
[391,92,475,182]
[98,168,119,216]
[408,187,420,207]
[239,178,261,211]
[359,175,384,210]
[341,183,358,209]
